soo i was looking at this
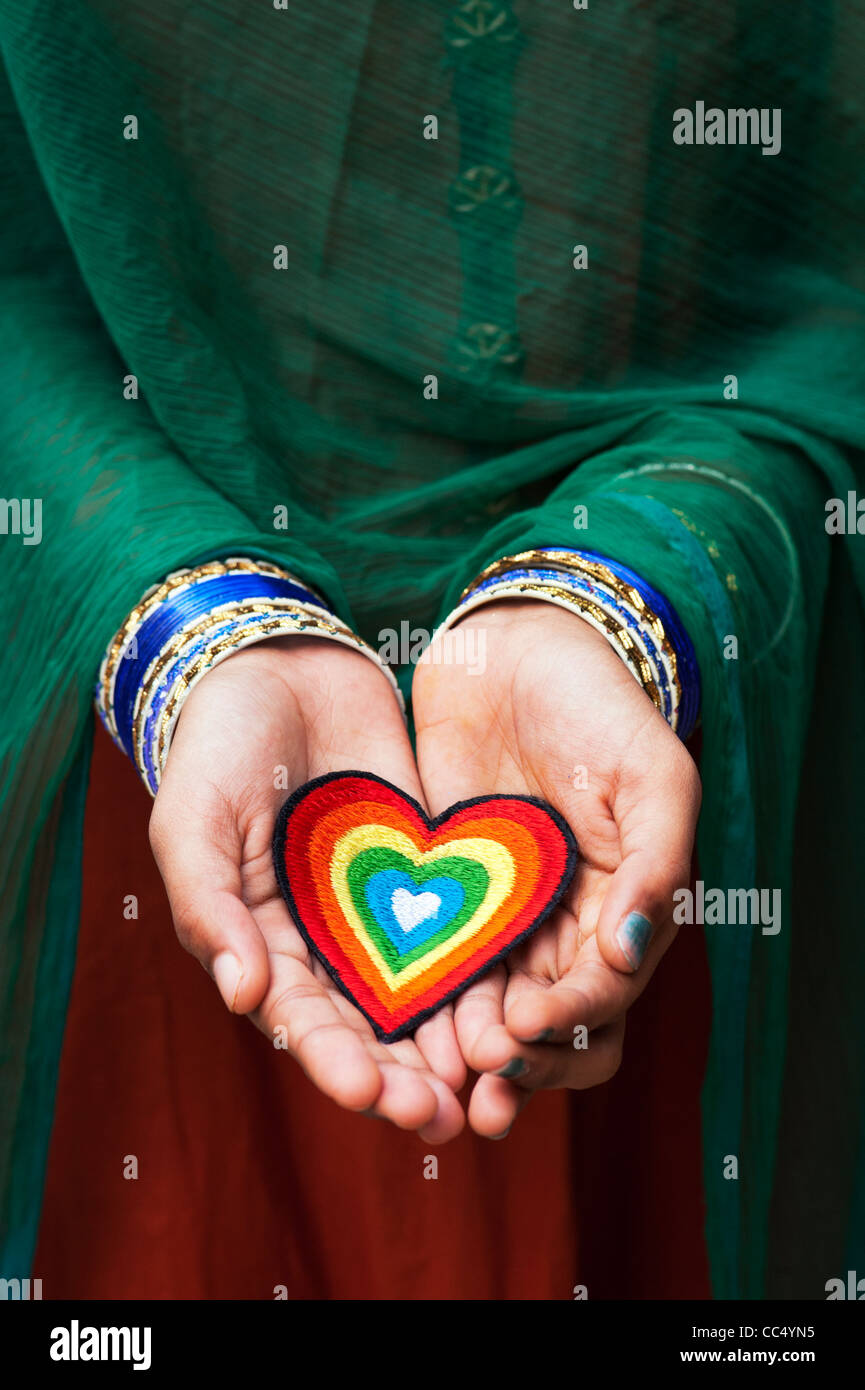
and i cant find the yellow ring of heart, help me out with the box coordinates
[330,825,516,992]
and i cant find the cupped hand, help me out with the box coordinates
[413,600,701,1139]
[148,637,465,1142]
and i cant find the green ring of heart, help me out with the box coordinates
[346,847,490,972]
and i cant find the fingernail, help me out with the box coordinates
[495,1056,527,1079]
[489,1126,512,1141]
[526,1027,553,1044]
[616,911,652,971]
[212,951,244,1012]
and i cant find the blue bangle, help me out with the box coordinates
[112,571,327,759]
[535,548,701,739]
[450,546,701,740]
[96,556,405,795]
[466,567,675,723]
[135,605,321,794]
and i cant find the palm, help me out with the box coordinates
[413,599,700,1135]
[150,636,465,1141]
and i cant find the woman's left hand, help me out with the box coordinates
[412,600,701,1139]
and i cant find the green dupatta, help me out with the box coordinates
[1,1,864,1297]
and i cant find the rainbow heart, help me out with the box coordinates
[272,771,578,1042]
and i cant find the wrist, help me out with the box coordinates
[95,556,403,796]
[434,547,700,739]
[444,597,615,660]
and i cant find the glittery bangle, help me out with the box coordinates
[113,574,337,762]
[439,546,700,739]
[95,557,404,795]
[152,609,400,790]
[132,598,356,790]
[96,557,326,744]
[468,549,676,672]
[467,566,677,725]
[531,548,700,738]
[437,575,665,715]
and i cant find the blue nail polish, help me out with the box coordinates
[616,911,652,970]
[527,1027,553,1044]
[495,1056,527,1079]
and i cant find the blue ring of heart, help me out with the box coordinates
[363,870,466,956]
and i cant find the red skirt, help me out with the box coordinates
[34,727,712,1299]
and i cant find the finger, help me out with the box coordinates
[149,797,270,1014]
[482,1015,626,1086]
[466,1071,533,1139]
[258,956,384,1110]
[504,926,676,1043]
[414,1005,468,1092]
[364,1036,465,1140]
[547,1017,625,1090]
[417,1074,466,1143]
[269,960,464,1136]
[452,967,507,1072]
[595,745,700,975]
[366,1060,447,1133]
[464,981,627,1087]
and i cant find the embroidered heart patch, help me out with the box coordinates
[273,771,578,1042]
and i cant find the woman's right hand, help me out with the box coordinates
[148,637,466,1142]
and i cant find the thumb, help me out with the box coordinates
[149,793,271,1014]
[595,741,701,975]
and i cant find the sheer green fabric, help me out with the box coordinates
[1,2,863,1296]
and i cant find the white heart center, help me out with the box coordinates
[391,887,441,933]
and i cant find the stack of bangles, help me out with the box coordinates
[94,557,404,797]
[95,547,699,795]
[433,547,700,741]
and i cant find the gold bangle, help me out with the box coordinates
[152,611,403,786]
[442,576,664,714]
[519,550,682,707]
[131,596,351,773]
[97,557,305,740]
[464,549,681,708]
